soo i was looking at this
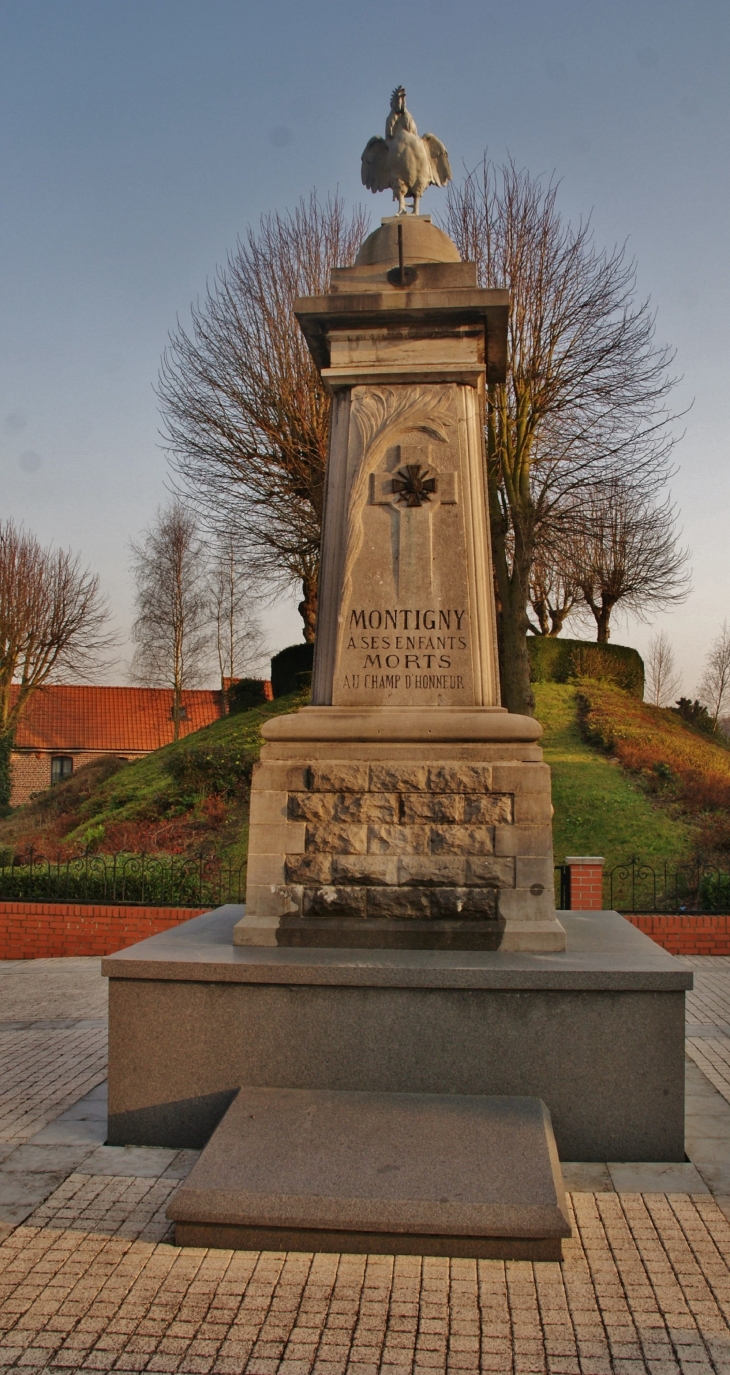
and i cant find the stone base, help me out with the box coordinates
[239,706,566,953]
[167,1086,571,1259]
[234,914,566,952]
[103,908,691,1161]
[272,916,507,949]
[172,1221,563,1260]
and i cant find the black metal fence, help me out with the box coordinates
[4,848,728,915]
[556,857,730,913]
[0,848,245,908]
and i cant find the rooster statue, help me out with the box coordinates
[361,87,452,216]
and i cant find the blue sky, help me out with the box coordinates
[1,0,728,689]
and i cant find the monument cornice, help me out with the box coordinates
[260,705,542,744]
[294,288,510,385]
[319,362,487,394]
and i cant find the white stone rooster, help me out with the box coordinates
[361,87,452,216]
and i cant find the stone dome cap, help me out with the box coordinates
[355,216,461,267]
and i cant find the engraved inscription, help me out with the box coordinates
[340,605,469,693]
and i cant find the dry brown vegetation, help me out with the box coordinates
[578,681,730,856]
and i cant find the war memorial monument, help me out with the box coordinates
[103,90,691,1260]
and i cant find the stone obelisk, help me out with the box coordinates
[234,97,565,952]
[233,209,565,952]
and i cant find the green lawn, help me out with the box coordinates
[0,690,308,869]
[534,682,693,869]
[4,680,698,881]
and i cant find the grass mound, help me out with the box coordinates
[1,690,307,867]
[4,679,726,884]
[534,683,692,871]
[576,681,730,858]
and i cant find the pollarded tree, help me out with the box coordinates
[568,480,690,643]
[158,194,369,643]
[0,520,114,806]
[528,537,581,637]
[444,160,681,714]
[130,502,211,740]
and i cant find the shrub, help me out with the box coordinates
[699,872,730,912]
[81,823,106,852]
[271,642,314,697]
[528,637,644,698]
[162,742,254,800]
[674,698,717,736]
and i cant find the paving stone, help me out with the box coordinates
[0,952,730,1370]
[561,1163,614,1193]
[75,1146,178,1177]
[607,1163,709,1194]
[161,1152,201,1180]
[28,1117,107,1146]
[58,1087,108,1122]
[694,1163,730,1193]
[0,1026,107,1147]
[0,1170,68,1222]
[0,1144,96,1173]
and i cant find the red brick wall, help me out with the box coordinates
[0,902,205,960]
[10,753,51,805]
[10,751,147,806]
[568,861,604,911]
[626,913,730,956]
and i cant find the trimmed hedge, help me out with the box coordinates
[227,678,270,713]
[269,638,644,698]
[0,731,12,813]
[271,642,314,698]
[528,637,645,698]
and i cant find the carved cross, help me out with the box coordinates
[369,445,458,598]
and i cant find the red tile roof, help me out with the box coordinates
[11,685,226,754]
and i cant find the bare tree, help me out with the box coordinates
[130,503,210,739]
[645,630,682,707]
[0,520,114,804]
[443,159,681,714]
[207,535,267,695]
[158,194,369,643]
[568,480,689,642]
[698,622,730,728]
[528,539,581,637]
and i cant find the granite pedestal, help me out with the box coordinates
[103,907,690,1162]
[166,1088,571,1259]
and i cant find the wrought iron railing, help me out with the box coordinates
[607,857,730,914]
[0,848,245,908]
[555,856,730,913]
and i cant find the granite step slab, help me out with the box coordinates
[167,1087,571,1259]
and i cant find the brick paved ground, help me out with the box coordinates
[0,954,729,1373]
[0,960,107,1146]
[686,957,730,1109]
